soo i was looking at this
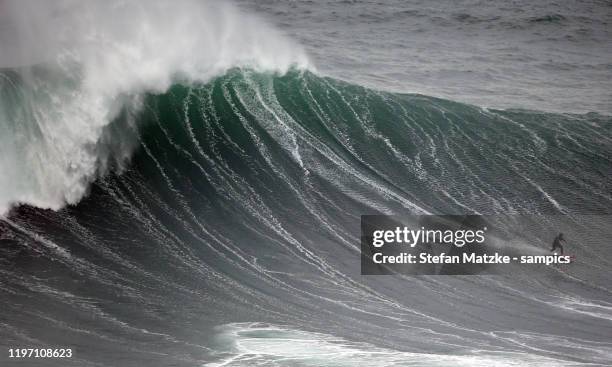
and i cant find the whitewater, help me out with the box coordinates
[1,1,611,366]
[0,0,309,215]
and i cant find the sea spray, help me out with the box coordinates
[0,0,310,215]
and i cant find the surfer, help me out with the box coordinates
[550,233,566,254]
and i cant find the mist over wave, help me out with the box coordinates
[0,0,309,215]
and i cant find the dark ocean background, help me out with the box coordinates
[1,1,611,366]
[238,0,612,114]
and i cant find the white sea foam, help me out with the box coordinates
[207,323,571,367]
[0,0,310,216]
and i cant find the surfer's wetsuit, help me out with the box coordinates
[550,233,565,254]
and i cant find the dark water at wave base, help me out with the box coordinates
[1,69,612,366]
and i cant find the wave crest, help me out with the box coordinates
[0,0,310,215]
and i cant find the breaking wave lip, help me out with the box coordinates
[0,0,311,216]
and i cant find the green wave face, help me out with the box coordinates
[129,69,612,216]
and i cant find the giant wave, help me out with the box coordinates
[2,67,611,365]
[1,1,612,366]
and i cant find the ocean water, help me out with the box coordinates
[0,1,611,366]
[238,0,612,114]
